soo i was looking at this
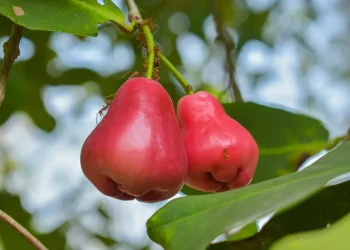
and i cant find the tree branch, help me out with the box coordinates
[0,209,48,250]
[0,23,24,108]
[211,1,243,102]
[125,0,142,22]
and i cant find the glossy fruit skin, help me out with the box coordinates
[81,77,188,202]
[177,91,259,192]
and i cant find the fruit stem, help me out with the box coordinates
[125,0,155,79]
[0,209,48,250]
[124,0,193,89]
[116,20,138,34]
[142,25,155,79]
[158,53,194,95]
[0,23,24,108]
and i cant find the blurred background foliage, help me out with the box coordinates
[0,0,350,249]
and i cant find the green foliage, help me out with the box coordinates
[271,212,350,250]
[0,19,57,130]
[146,142,350,250]
[0,0,127,36]
[0,192,67,250]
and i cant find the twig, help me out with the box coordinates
[125,0,155,79]
[158,53,193,94]
[211,1,243,102]
[0,209,48,250]
[116,20,138,34]
[126,0,142,22]
[0,23,24,108]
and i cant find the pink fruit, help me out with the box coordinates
[177,91,259,192]
[81,77,188,202]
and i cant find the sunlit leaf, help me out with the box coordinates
[0,0,127,36]
[270,212,350,250]
[147,142,350,250]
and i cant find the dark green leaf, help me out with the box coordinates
[147,142,350,250]
[0,0,127,36]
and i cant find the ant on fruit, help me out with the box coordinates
[154,56,161,67]
[96,95,114,124]
[143,18,158,33]
[154,44,162,54]
[153,46,162,68]
[136,19,158,49]
[136,32,146,48]
[143,60,148,70]
[142,59,160,81]
[123,71,142,79]
[152,68,160,81]
[129,71,142,78]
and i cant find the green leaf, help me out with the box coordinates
[0,0,127,36]
[270,212,350,250]
[208,178,350,249]
[227,222,257,242]
[182,102,329,195]
[146,142,350,250]
[237,10,271,50]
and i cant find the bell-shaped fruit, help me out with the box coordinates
[81,77,188,202]
[177,91,259,192]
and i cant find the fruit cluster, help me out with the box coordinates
[80,77,259,202]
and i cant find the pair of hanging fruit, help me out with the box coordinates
[80,77,259,202]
